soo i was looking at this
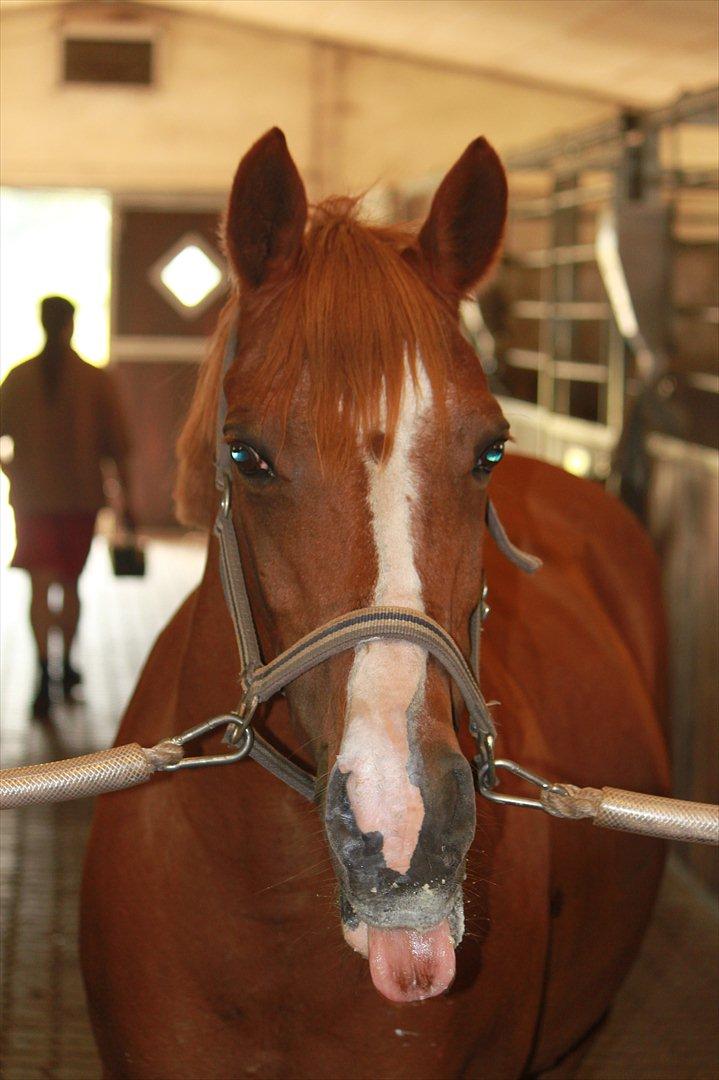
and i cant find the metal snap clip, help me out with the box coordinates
[476,757,567,811]
[159,711,255,772]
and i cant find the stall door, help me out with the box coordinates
[111,199,228,526]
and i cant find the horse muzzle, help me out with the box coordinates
[324,753,474,1002]
[324,751,475,893]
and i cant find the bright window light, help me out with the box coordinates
[595,211,639,341]
[562,445,593,478]
[159,244,223,309]
[0,188,111,560]
[0,188,111,382]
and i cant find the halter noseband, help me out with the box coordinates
[212,328,541,801]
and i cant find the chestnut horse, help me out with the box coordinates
[81,130,668,1078]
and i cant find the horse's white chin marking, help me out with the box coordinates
[337,365,431,875]
[343,920,369,957]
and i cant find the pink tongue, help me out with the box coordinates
[368,921,456,1003]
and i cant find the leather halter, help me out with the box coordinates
[212,327,541,801]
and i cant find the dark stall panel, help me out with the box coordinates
[111,197,228,526]
[112,361,200,529]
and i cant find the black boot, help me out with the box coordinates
[32,660,51,719]
[63,657,82,698]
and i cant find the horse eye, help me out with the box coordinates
[229,442,274,479]
[474,440,505,475]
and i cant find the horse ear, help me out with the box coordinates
[224,127,307,289]
[417,137,507,298]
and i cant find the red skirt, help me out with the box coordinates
[11,512,96,580]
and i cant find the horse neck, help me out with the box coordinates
[169,536,237,728]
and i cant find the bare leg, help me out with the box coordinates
[29,571,55,661]
[57,578,82,695]
[59,578,81,657]
[29,571,54,717]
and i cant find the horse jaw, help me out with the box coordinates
[341,888,465,1003]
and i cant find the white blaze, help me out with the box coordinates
[336,367,430,874]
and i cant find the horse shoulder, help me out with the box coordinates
[485,457,668,1073]
[113,584,201,747]
[493,455,667,718]
[81,564,246,1077]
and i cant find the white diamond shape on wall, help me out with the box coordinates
[161,245,222,307]
[148,232,226,319]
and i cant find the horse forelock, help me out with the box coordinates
[175,199,461,527]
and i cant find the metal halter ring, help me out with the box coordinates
[223,693,259,749]
[472,730,496,789]
[477,757,567,810]
[158,712,254,772]
[480,580,491,623]
[220,474,232,517]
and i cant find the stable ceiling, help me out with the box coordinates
[1,0,716,194]
[158,0,717,107]
[2,0,717,106]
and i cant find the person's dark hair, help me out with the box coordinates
[39,296,75,399]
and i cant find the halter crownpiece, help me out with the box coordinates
[212,324,542,801]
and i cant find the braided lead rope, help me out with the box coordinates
[476,761,719,846]
[0,742,183,809]
[541,785,719,845]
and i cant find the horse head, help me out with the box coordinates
[177,128,509,1003]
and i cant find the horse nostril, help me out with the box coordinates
[361,832,383,857]
[419,754,476,849]
[324,767,387,878]
[324,752,475,907]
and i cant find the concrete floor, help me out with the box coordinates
[0,532,717,1079]
[1,532,206,1080]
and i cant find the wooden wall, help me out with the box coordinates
[111,200,226,526]
[648,437,719,892]
[112,359,199,528]
[0,3,614,200]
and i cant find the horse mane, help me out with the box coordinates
[175,197,454,528]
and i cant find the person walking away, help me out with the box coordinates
[0,296,133,717]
